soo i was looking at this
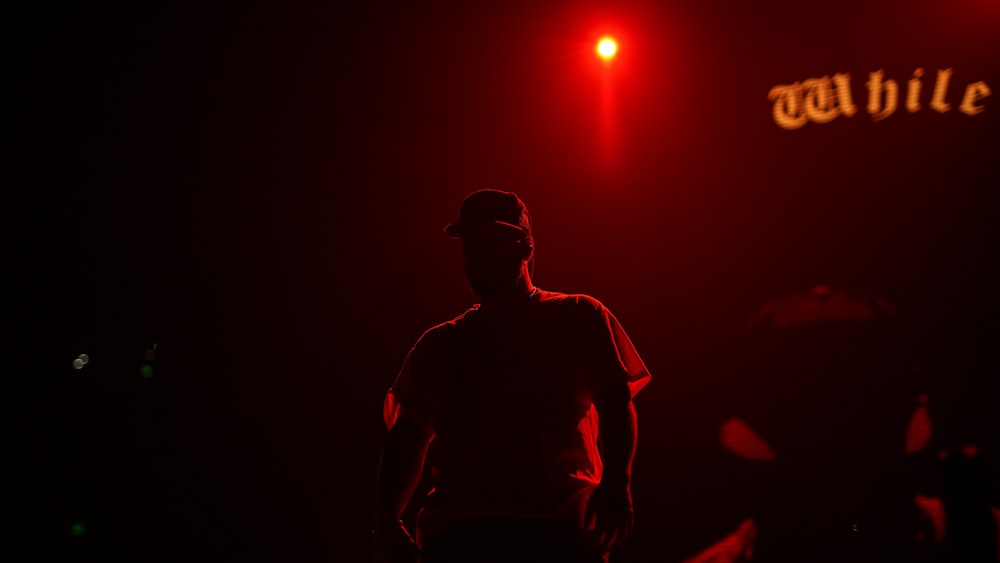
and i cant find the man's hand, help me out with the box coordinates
[583,482,634,553]
[372,520,419,563]
[374,406,432,563]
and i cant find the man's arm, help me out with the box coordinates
[375,407,433,528]
[587,385,638,552]
[596,393,638,490]
[373,407,434,562]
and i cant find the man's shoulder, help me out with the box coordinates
[413,306,479,346]
[535,289,606,312]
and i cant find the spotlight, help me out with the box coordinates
[596,38,617,60]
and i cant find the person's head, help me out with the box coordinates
[725,286,927,561]
[444,189,534,299]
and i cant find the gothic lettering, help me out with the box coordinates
[832,73,857,117]
[907,68,924,112]
[803,76,841,123]
[769,67,987,129]
[959,81,991,115]
[768,83,808,130]
[930,68,953,113]
[867,70,898,121]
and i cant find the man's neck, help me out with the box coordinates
[477,276,535,306]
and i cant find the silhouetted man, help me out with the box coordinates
[373,189,651,563]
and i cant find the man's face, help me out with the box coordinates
[461,230,527,298]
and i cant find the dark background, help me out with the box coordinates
[12,0,999,561]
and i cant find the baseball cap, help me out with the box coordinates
[444,189,532,239]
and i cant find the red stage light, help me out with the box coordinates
[596,38,617,60]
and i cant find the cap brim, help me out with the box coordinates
[444,222,462,237]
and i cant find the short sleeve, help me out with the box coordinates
[580,300,652,399]
[383,334,436,431]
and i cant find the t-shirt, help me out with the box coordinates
[383,288,651,543]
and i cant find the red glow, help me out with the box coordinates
[593,33,621,171]
[720,417,777,461]
[961,443,979,457]
[596,38,618,60]
[904,403,932,454]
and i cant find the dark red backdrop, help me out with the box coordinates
[14,0,998,561]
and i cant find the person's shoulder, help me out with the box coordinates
[535,289,607,313]
[414,306,479,346]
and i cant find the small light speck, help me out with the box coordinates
[71,522,86,536]
[78,354,89,365]
[851,523,859,532]
[73,359,85,370]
